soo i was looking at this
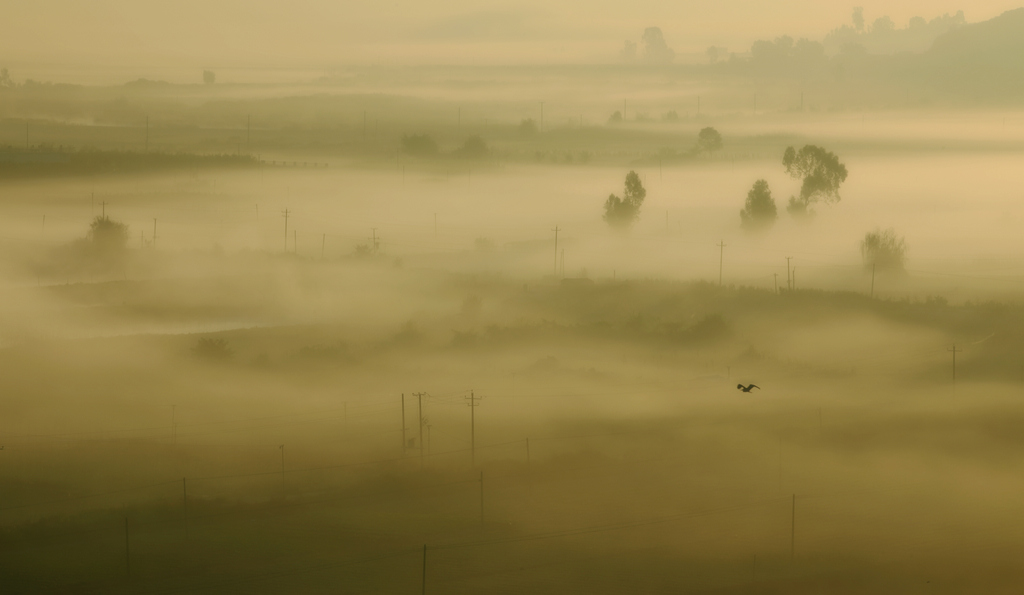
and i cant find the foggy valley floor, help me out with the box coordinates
[2,102,1024,593]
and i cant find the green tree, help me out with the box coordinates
[696,127,723,154]
[603,171,646,229]
[739,179,778,230]
[861,228,907,272]
[782,144,848,216]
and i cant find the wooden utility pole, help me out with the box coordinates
[786,257,793,290]
[414,392,426,465]
[421,544,427,595]
[183,478,188,539]
[467,391,481,466]
[552,226,560,276]
[124,518,131,577]
[717,241,726,286]
[948,344,962,382]
[282,209,289,252]
[790,494,796,562]
[870,263,876,298]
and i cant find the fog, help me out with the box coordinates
[5,4,1024,595]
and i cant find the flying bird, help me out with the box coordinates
[736,384,760,393]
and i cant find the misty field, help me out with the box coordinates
[2,105,1024,594]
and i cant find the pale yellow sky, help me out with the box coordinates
[4,1,1021,72]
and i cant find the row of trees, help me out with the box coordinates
[598,144,904,273]
[739,143,848,230]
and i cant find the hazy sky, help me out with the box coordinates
[5,1,1023,73]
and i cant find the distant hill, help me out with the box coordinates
[884,8,1024,100]
[927,7,1024,71]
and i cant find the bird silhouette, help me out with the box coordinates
[737,384,760,393]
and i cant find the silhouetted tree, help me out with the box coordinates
[0,68,14,89]
[192,337,232,360]
[607,111,623,124]
[455,136,488,158]
[620,40,638,62]
[739,179,778,231]
[603,171,646,229]
[641,27,675,64]
[519,119,538,134]
[861,228,907,272]
[696,127,723,154]
[401,133,439,156]
[88,215,129,259]
[782,144,848,217]
[852,7,865,32]
[203,70,216,84]
[705,46,724,64]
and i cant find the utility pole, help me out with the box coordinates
[371,228,378,254]
[948,344,962,382]
[125,518,131,577]
[401,393,407,453]
[145,116,149,153]
[552,226,560,276]
[293,230,297,254]
[786,257,793,290]
[414,392,426,465]
[102,201,106,218]
[282,209,289,252]
[247,115,251,150]
[717,241,726,286]
[466,391,480,466]
[791,494,796,563]
[421,544,427,595]
[870,263,876,298]
[152,219,157,249]
[183,478,188,539]
[479,470,485,527]
[279,444,285,479]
